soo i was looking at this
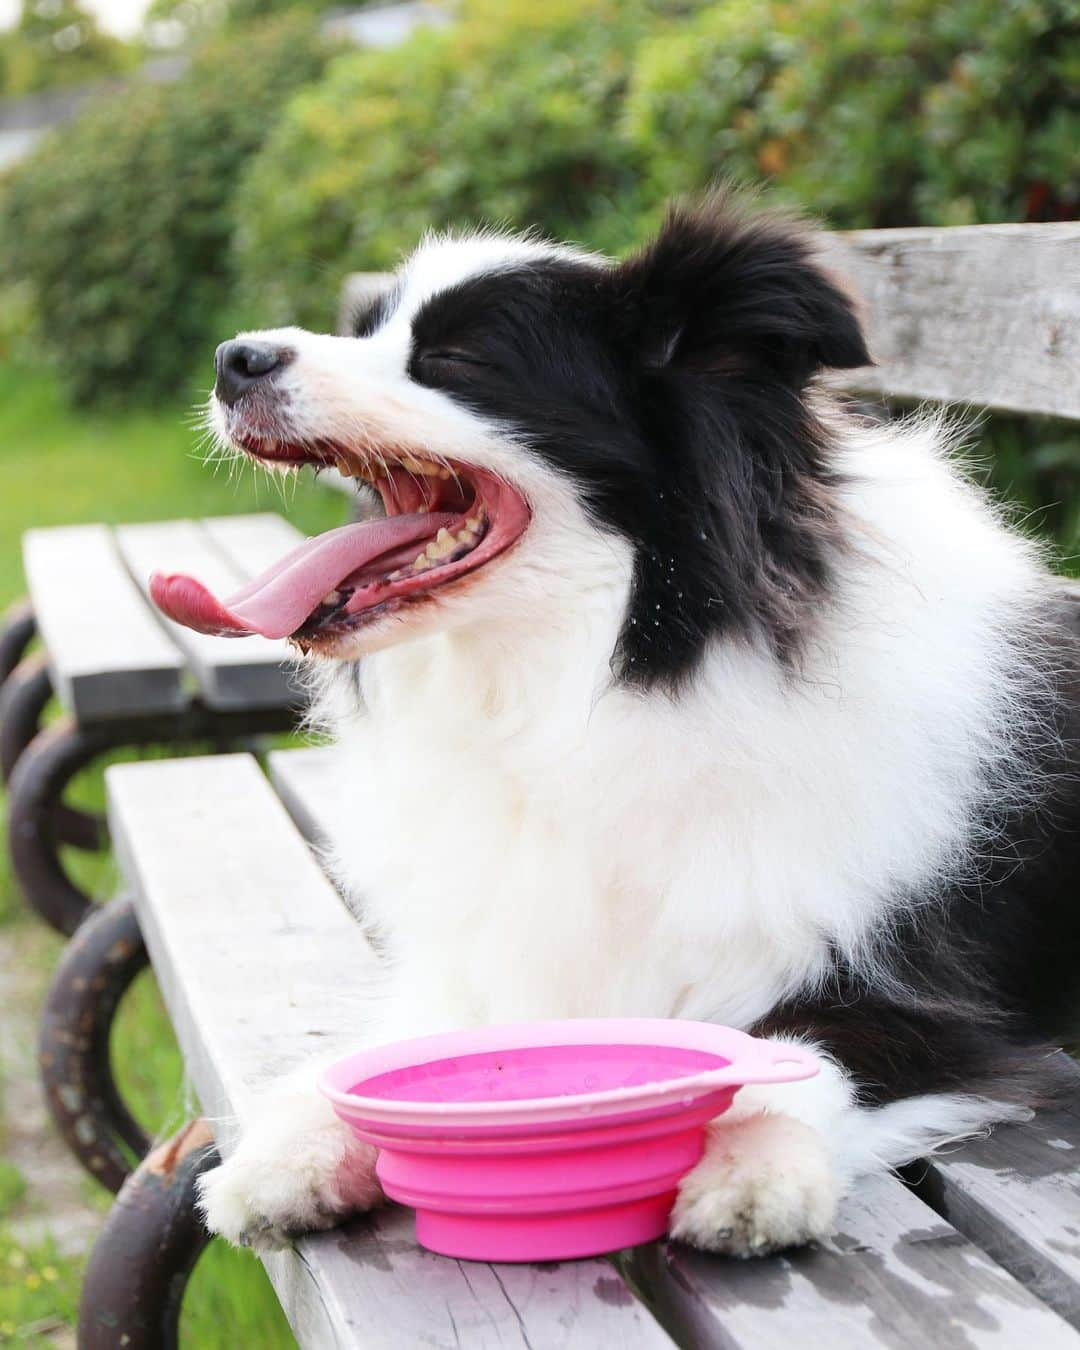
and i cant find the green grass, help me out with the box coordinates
[0,358,347,1347]
[0,1227,81,1348]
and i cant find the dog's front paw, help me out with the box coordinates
[670,1112,837,1258]
[198,1094,382,1251]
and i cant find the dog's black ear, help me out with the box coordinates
[611,191,870,387]
[344,273,399,339]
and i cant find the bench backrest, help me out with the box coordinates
[341,220,1080,421]
[818,221,1079,419]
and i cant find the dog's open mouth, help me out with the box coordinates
[149,437,531,643]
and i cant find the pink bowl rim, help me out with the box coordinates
[318,1018,818,1128]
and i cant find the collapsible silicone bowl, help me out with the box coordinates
[319,1018,817,1262]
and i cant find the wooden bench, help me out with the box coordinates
[0,513,319,935]
[39,220,1080,1346]
[50,750,1080,1348]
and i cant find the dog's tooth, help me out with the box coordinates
[464,515,481,532]
[426,528,458,560]
[321,589,342,606]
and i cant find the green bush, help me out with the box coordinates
[626,0,1078,228]
[0,15,334,404]
[235,0,1077,330]
[4,0,1076,416]
[0,0,133,98]
[231,0,671,328]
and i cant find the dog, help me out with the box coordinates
[151,193,1080,1257]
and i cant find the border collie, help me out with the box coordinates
[152,193,1080,1257]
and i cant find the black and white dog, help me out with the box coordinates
[153,194,1080,1256]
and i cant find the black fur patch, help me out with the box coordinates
[404,194,870,688]
[349,280,400,339]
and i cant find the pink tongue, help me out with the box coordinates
[150,513,453,639]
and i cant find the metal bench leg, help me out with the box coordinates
[0,651,107,851]
[0,595,36,685]
[40,894,151,1192]
[78,1119,219,1350]
[6,716,120,933]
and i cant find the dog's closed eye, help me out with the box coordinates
[416,349,493,370]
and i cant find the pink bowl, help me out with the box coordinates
[320,1018,817,1262]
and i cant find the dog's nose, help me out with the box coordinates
[214,340,289,406]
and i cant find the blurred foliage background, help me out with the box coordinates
[0,0,133,96]
[2,0,1075,561]
[1,13,333,401]
[3,0,1078,385]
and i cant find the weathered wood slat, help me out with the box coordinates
[264,1204,677,1350]
[268,745,339,846]
[22,525,185,719]
[115,519,301,711]
[106,754,674,1350]
[618,1167,1080,1349]
[921,1059,1080,1330]
[200,512,307,580]
[818,222,1080,419]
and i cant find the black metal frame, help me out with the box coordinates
[0,596,35,685]
[37,894,223,1345]
[77,1119,219,1350]
[39,894,151,1192]
[0,651,106,851]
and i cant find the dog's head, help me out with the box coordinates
[152,193,869,685]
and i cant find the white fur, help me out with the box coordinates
[199,233,1051,1255]
[197,1066,381,1249]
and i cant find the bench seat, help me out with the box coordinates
[95,750,1080,1349]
